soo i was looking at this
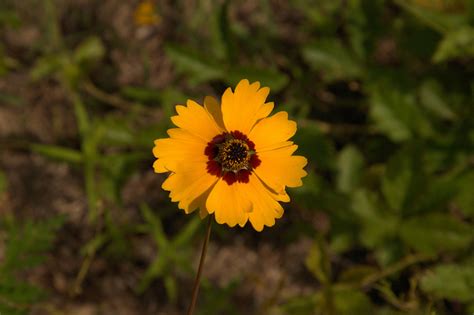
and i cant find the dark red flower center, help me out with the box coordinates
[205,131,261,185]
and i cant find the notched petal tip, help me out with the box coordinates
[170,98,223,141]
[250,221,264,232]
[174,104,186,114]
[236,78,250,90]
[249,80,261,91]
[221,79,273,133]
[152,159,168,173]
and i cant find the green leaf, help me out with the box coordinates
[137,204,196,296]
[400,213,473,255]
[72,94,90,136]
[81,234,108,256]
[278,295,317,315]
[338,265,378,285]
[433,27,474,63]
[30,54,65,81]
[337,145,365,193]
[332,289,373,315]
[73,36,105,64]
[137,254,168,293]
[369,84,433,142]
[173,217,201,247]
[211,0,236,62]
[121,86,161,103]
[0,281,44,304]
[351,189,399,248]
[302,40,363,82]
[381,147,422,212]
[1,216,64,273]
[140,204,168,248]
[369,87,411,142]
[412,173,461,214]
[421,262,474,302]
[164,44,223,85]
[395,0,467,33]
[419,80,456,120]
[305,241,327,283]
[345,0,386,60]
[164,275,177,304]
[31,144,82,164]
[293,121,336,171]
[455,171,474,218]
[0,216,64,314]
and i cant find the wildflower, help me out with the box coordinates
[153,79,307,231]
[134,0,160,26]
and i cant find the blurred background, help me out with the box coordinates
[0,0,473,314]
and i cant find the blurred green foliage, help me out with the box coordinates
[0,0,473,314]
[0,216,64,315]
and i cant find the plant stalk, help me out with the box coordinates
[186,215,212,315]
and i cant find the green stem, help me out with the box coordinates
[186,215,212,315]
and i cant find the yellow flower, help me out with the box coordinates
[153,79,307,231]
[134,0,160,26]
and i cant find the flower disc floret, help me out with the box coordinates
[217,138,250,171]
[205,131,261,185]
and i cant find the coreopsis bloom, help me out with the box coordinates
[134,0,160,26]
[153,79,307,231]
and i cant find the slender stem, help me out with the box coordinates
[186,215,212,315]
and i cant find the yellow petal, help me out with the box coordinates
[257,178,291,202]
[221,79,271,134]
[171,99,223,142]
[204,96,225,130]
[243,173,285,231]
[256,102,274,120]
[205,178,251,228]
[196,183,218,219]
[166,128,207,142]
[188,184,215,217]
[162,161,218,214]
[199,206,209,219]
[152,128,207,173]
[254,145,308,194]
[153,158,168,173]
[249,111,297,152]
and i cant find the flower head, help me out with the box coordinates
[134,0,160,26]
[153,79,307,231]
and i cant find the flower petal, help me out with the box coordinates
[256,102,274,120]
[204,96,225,130]
[254,145,308,194]
[249,111,297,152]
[171,99,223,141]
[256,178,291,202]
[221,79,270,134]
[162,161,218,213]
[243,173,285,231]
[205,178,251,228]
[152,128,207,173]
